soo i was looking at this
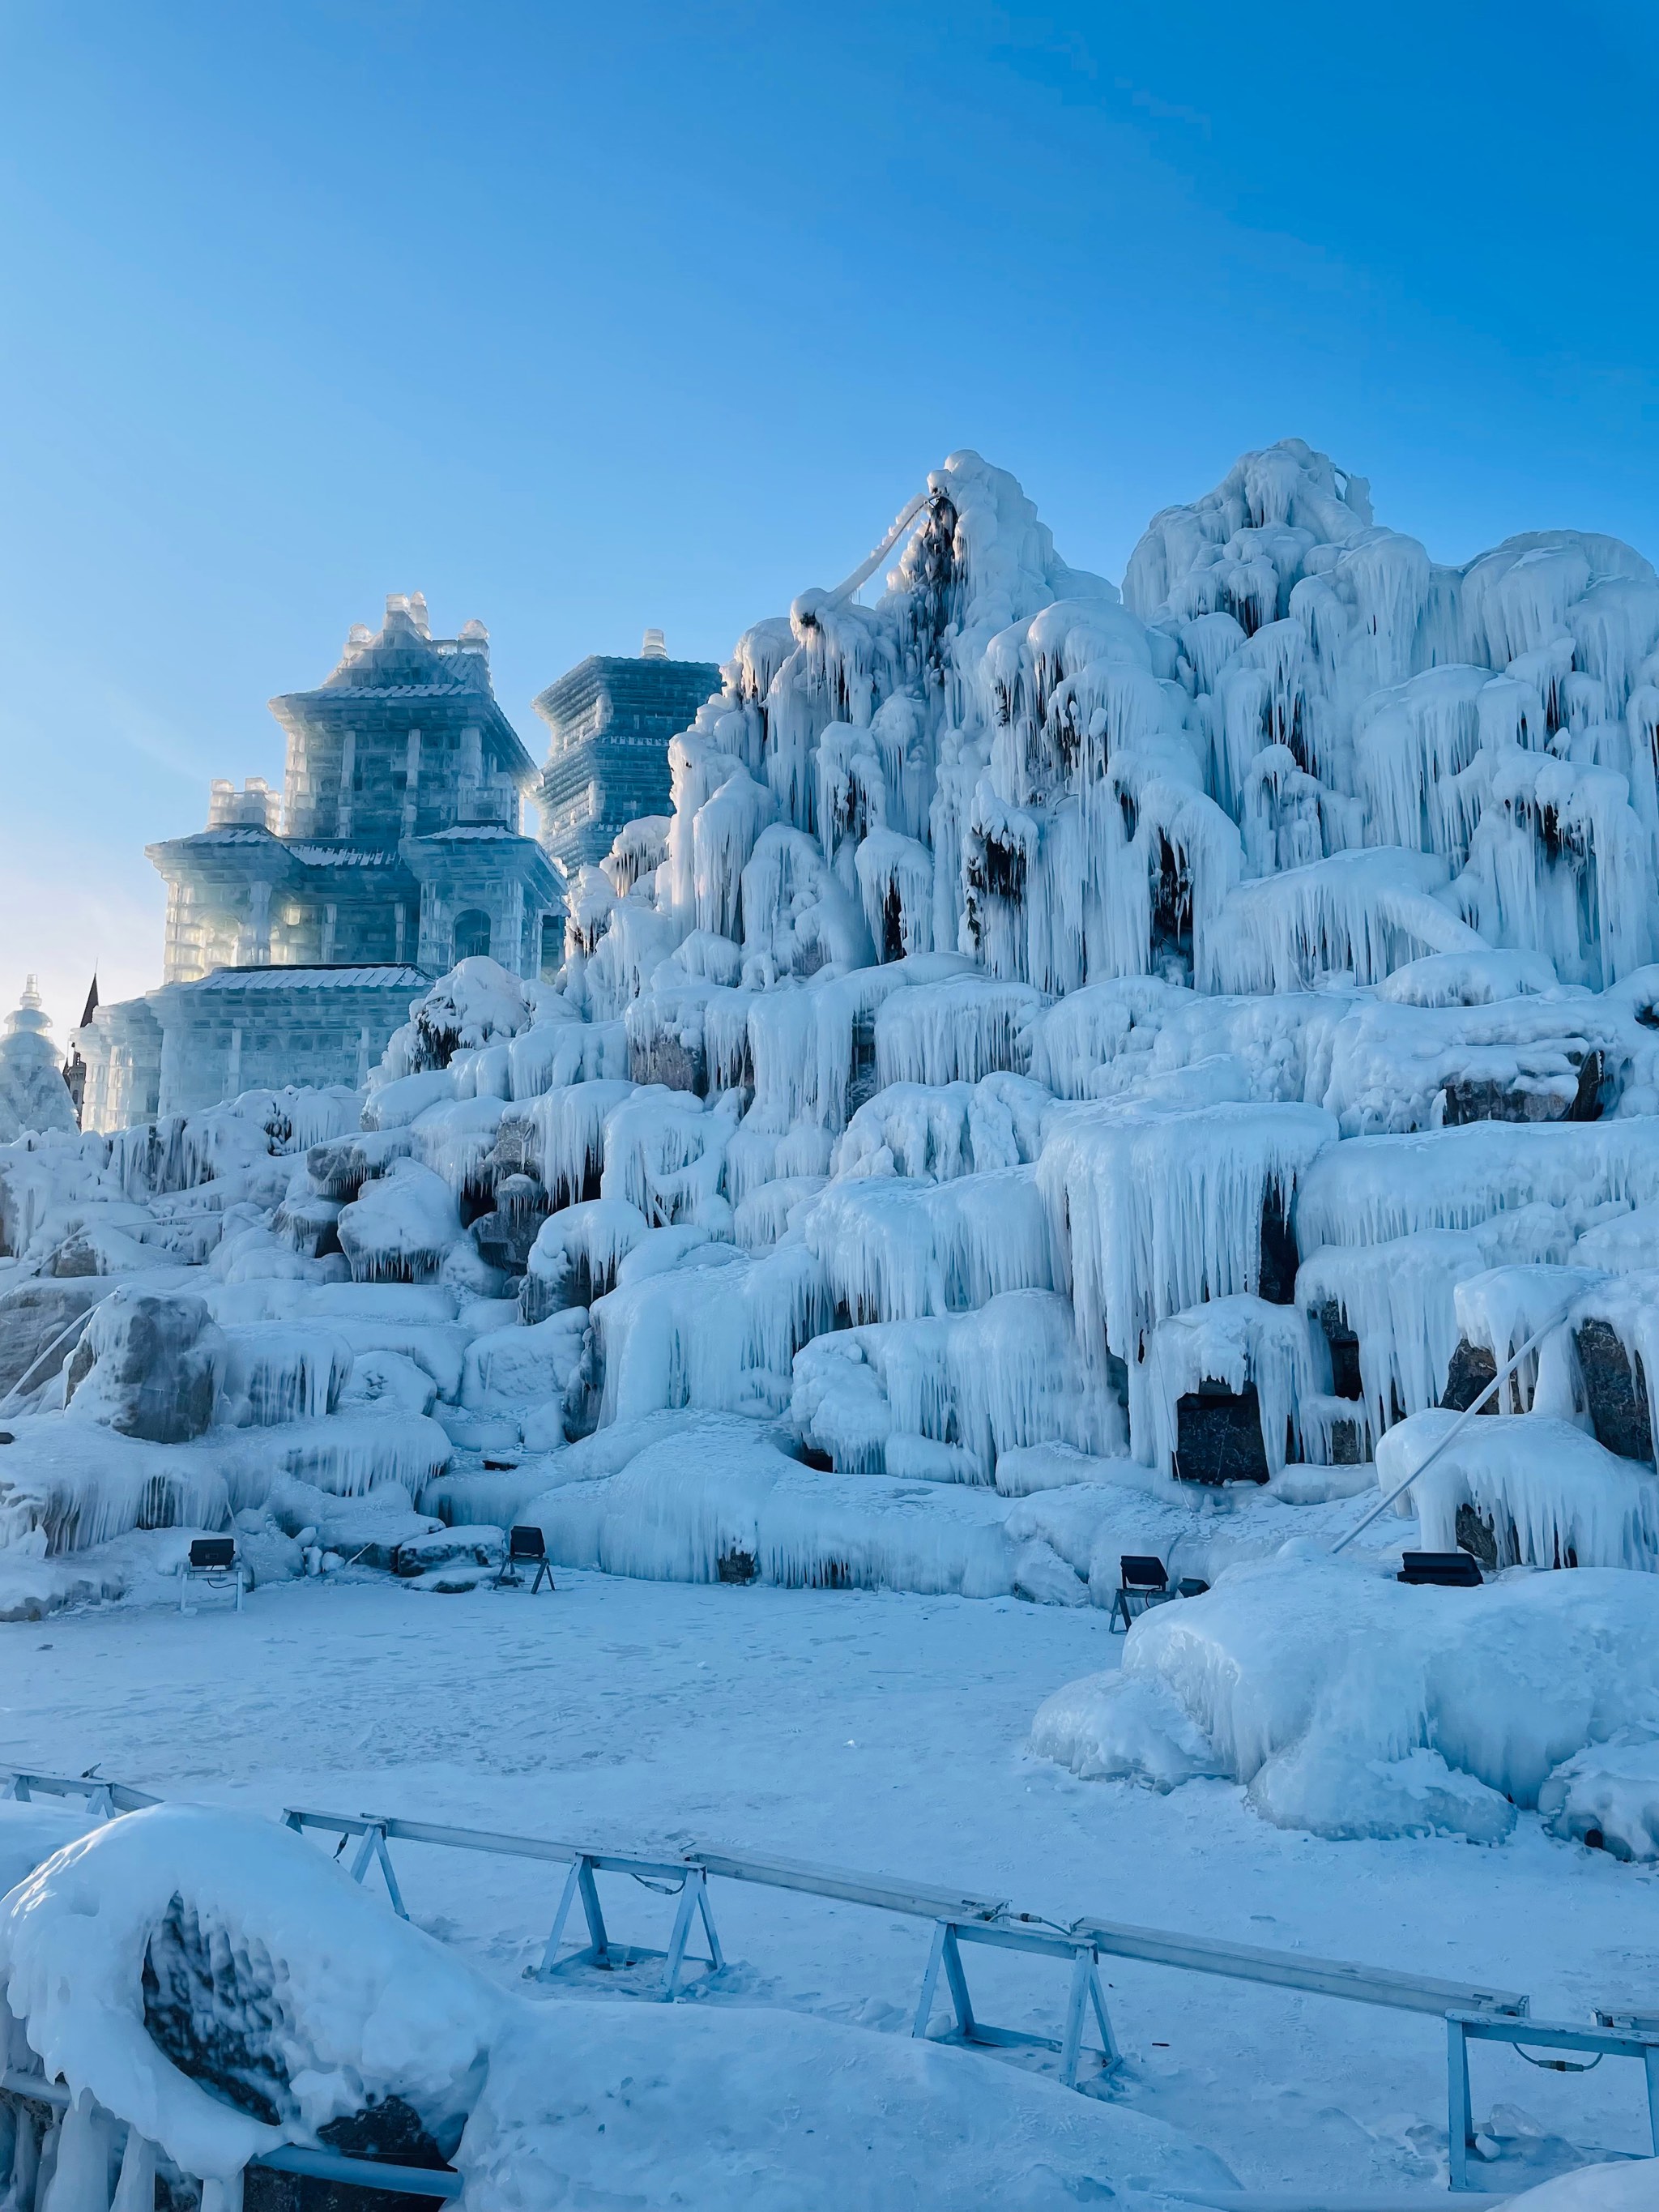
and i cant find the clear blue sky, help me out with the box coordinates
[2,1,1656,1037]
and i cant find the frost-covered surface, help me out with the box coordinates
[1506,2164,1659,2210]
[6,443,1659,1854]
[1033,1548,1659,1844]
[0,1800,1231,2207]
[5,1574,1657,2201]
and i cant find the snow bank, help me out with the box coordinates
[1503,2163,1659,2210]
[1034,1547,1659,1841]
[463,1993,1234,2210]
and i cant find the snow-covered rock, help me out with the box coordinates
[1034,1547,1659,1842]
[62,1289,225,1445]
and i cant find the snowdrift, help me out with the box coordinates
[1033,1548,1659,1845]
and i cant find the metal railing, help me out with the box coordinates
[4,1763,1561,2200]
[0,2071,462,2201]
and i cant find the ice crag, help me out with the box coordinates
[6,442,1659,1834]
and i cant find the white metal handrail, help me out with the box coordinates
[1332,1297,1581,1555]
[7,1769,1526,2019]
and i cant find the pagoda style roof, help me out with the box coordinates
[146,825,411,887]
[271,596,536,786]
[179,964,430,993]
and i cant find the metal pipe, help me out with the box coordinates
[255,2146,461,2199]
[1331,1298,1580,1555]
[0,1295,113,1418]
[825,491,932,605]
[1,2069,70,2106]
[0,2080,461,2202]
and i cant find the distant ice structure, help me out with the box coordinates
[5,439,1659,1838]
[0,980,76,1146]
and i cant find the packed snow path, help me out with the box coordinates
[5,1574,1659,2199]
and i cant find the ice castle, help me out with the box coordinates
[76,594,567,1129]
[535,631,722,878]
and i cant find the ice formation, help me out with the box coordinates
[0,1804,1234,2208]
[1033,1548,1659,1843]
[4,439,1659,1794]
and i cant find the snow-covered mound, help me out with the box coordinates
[1504,2162,1659,2210]
[1032,1547,1659,1843]
[0,1804,1235,2208]
[5,442,1659,1796]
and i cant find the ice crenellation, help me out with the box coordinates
[5,441,1659,1837]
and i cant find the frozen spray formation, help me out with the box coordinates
[6,441,1659,1840]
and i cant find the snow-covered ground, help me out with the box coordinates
[5,1566,1657,2201]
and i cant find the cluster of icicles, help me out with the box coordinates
[365,443,1659,1572]
[9,440,1659,1585]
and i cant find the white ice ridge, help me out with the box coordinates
[6,437,1659,1835]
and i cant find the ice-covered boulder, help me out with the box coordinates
[336,1159,464,1283]
[459,1313,588,1416]
[1377,1410,1659,1572]
[1539,1735,1659,1860]
[377,956,535,1082]
[0,1277,103,1399]
[392,1525,504,1576]
[1034,1548,1659,1843]
[219,1325,352,1426]
[62,1288,225,1443]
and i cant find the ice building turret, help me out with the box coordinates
[0,977,77,1142]
[535,635,723,879]
[76,597,563,1129]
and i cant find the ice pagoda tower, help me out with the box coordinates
[76,596,561,1129]
[535,629,721,878]
[0,977,78,1142]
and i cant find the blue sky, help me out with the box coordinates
[2,0,1656,1037]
